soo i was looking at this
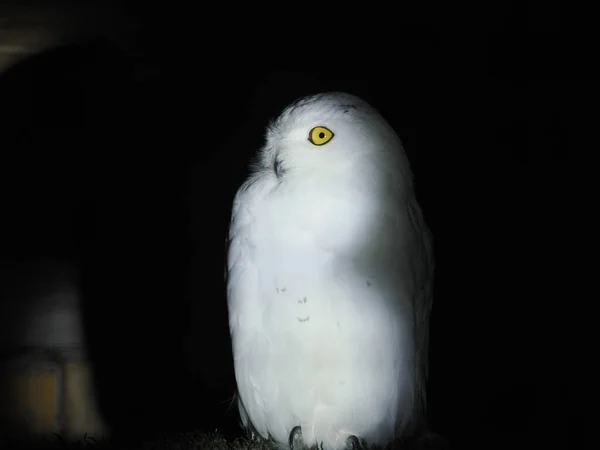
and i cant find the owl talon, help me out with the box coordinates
[289,426,305,450]
[347,435,363,450]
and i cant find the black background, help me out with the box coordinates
[0,1,583,448]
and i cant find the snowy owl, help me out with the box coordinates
[226,92,434,450]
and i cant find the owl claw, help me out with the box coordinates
[289,426,305,450]
[347,435,364,450]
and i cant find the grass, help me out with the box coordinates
[0,430,275,450]
[0,429,450,450]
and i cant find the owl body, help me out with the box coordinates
[226,93,434,450]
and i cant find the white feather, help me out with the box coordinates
[226,92,434,450]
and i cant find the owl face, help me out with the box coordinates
[256,93,407,189]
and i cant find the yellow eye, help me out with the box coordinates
[308,126,334,146]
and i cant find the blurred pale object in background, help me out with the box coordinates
[0,260,108,441]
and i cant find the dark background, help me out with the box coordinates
[0,1,583,448]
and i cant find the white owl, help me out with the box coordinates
[226,92,434,450]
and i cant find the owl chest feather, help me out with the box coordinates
[238,190,411,351]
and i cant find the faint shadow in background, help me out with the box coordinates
[0,36,243,442]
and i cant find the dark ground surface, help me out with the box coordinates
[0,1,588,449]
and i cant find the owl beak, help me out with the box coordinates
[273,155,285,179]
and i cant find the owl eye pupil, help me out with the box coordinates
[319,132,325,139]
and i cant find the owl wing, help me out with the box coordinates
[407,195,435,412]
[225,182,271,438]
